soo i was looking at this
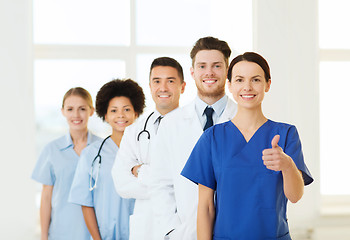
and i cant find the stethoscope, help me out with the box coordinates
[89,112,156,191]
[89,135,111,191]
[137,112,154,141]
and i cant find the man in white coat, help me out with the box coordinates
[111,57,186,240]
[151,37,238,240]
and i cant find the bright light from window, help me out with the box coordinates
[320,61,350,195]
[210,0,253,54]
[319,0,350,49]
[33,0,130,45]
[33,0,253,150]
[34,59,126,150]
[136,0,211,46]
[136,0,252,53]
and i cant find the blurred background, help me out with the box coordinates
[1,0,349,239]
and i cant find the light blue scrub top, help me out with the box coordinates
[32,132,101,240]
[182,120,313,240]
[69,137,135,240]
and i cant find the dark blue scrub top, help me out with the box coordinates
[181,120,313,240]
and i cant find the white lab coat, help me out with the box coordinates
[112,111,161,240]
[150,98,237,240]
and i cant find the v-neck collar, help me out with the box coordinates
[229,119,271,144]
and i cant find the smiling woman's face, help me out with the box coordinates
[104,96,137,134]
[228,61,271,110]
[61,95,94,131]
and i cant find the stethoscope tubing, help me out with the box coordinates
[89,111,154,191]
[89,135,111,191]
[137,112,154,141]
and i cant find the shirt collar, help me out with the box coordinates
[152,110,163,125]
[60,131,93,150]
[195,95,228,117]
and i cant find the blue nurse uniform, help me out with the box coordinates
[181,120,313,240]
[32,132,101,240]
[69,137,134,240]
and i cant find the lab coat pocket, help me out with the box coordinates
[129,214,144,240]
[129,214,146,240]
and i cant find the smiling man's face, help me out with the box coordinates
[149,66,186,115]
[191,50,228,101]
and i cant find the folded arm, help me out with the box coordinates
[112,126,149,199]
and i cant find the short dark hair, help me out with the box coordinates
[62,87,93,109]
[150,57,184,83]
[95,79,145,121]
[190,36,231,67]
[228,52,271,82]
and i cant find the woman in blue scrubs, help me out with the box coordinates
[69,79,145,240]
[181,52,313,240]
[32,87,100,240]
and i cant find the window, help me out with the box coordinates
[33,0,253,153]
[34,0,130,45]
[319,0,350,196]
[34,59,125,144]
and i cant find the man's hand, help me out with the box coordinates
[131,164,143,177]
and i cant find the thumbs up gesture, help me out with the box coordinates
[262,135,293,172]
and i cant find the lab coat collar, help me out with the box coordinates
[137,109,162,125]
[182,100,197,120]
[220,98,238,123]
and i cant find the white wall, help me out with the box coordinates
[0,0,37,238]
[253,0,320,235]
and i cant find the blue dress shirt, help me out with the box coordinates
[194,95,228,129]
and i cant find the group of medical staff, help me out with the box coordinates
[32,36,313,240]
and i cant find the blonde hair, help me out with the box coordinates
[62,87,93,109]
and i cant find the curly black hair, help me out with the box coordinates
[95,79,145,121]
